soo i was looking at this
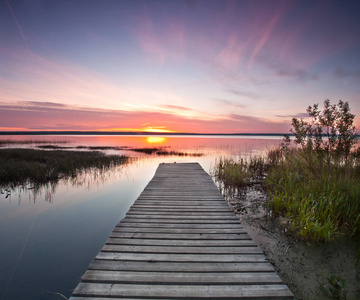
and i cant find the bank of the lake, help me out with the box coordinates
[224,184,360,300]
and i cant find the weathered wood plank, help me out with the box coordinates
[124,214,239,220]
[116,222,244,229]
[72,283,294,298]
[127,208,233,213]
[111,227,246,234]
[89,260,276,272]
[121,218,241,224]
[131,201,228,206]
[101,245,262,254]
[106,238,256,246]
[95,252,267,262]
[110,232,252,240]
[81,270,283,284]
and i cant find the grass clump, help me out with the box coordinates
[212,156,266,195]
[0,148,130,187]
[265,147,360,241]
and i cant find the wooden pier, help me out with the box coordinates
[70,163,294,299]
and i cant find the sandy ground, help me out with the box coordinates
[225,185,360,300]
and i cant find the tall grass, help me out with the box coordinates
[213,147,360,242]
[212,156,266,196]
[0,148,130,187]
[265,147,360,241]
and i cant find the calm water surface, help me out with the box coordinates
[0,135,281,300]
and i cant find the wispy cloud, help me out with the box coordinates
[5,0,30,51]
[275,112,309,119]
[257,55,317,81]
[217,33,244,70]
[227,89,260,99]
[130,6,185,64]
[214,99,245,109]
[248,11,282,69]
[161,104,193,111]
[334,67,360,81]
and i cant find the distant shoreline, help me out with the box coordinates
[0,131,288,136]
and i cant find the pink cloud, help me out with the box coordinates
[131,9,186,64]
[217,33,244,70]
[248,11,282,69]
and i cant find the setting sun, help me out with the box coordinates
[146,136,166,144]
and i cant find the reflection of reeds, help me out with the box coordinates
[0,148,130,187]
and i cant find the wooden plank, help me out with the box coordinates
[110,227,246,234]
[81,270,283,284]
[127,208,233,212]
[126,211,235,216]
[121,218,241,224]
[131,201,228,206]
[106,238,256,246]
[110,232,252,240]
[72,283,294,298]
[116,222,244,229]
[101,245,262,254]
[89,260,276,272]
[124,214,239,220]
[95,252,267,262]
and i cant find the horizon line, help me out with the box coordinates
[0,130,289,136]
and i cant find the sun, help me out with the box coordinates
[147,137,166,144]
[141,126,175,133]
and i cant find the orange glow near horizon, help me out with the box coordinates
[100,126,176,133]
[146,136,166,144]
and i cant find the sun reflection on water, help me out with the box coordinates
[146,136,166,144]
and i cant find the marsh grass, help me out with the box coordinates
[213,147,360,242]
[0,139,68,147]
[265,147,360,241]
[155,150,203,157]
[129,147,203,156]
[0,148,130,187]
[212,156,266,196]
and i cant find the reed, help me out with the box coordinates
[265,147,360,241]
[0,148,130,187]
[212,156,266,195]
[213,148,360,241]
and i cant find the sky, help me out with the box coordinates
[1,0,360,134]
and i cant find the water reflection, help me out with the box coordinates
[0,135,282,300]
[146,136,166,144]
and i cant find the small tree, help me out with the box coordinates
[285,99,358,163]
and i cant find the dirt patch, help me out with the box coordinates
[225,184,360,300]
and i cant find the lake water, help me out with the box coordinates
[0,135,282,300]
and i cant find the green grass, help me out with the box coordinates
[213,148,360,242]
[0,148,130,187]
[212,156,266,195]
[265,148,360,241]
